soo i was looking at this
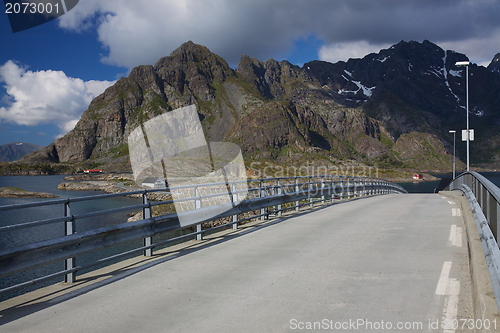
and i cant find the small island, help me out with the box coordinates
[0,187,59,198]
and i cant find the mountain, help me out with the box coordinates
[18,40,500,173]
[0,142,44,162]
[488,53,500,74]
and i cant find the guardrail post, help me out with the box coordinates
[260,180,267,220]
[353,177,356,197]
[142,192,153,256]
[195,186,202,240]
[331,176,335,203]
[270,182,276,217]
[474,178,479,199]
[478,182,482,210]
[482,185,487,216]
[309,176,313,207]
[340,177,344,200]
[64,200,76,283]
[355,177,358,197]
[359,178,362,197]
[488,192,498,241]
[358,178,362,197]
[321,176,325,204]
[231,183,238,229]
[295,178,300,211]
[277,179,282,217]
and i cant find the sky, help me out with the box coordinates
[1,0,500,147]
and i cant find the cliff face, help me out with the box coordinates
[21,40,500,171]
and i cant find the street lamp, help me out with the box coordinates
[449,130,456,179]
[455,60,470,171]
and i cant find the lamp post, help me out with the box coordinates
[455,60,470,171]
[449,130,456,179]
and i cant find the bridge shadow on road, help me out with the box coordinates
[0,196,372,326]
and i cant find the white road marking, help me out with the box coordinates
[435,261,461,332]
[447,201,455,205]
[449,225,463,247]
[451,208,461,216]
[435,261,452,295]
[443,279,460,333]
[450,225,456,243]
[456,227,462,247]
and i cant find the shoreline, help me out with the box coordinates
[57,179,172,202]
[0,187,59,198]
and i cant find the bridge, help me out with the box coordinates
[0,173,499,332]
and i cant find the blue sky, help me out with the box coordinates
[1,0,500,147]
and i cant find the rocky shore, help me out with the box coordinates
[63,173,135,181]
[0,187,59,198]
[58,179,172,201]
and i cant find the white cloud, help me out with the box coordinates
[55,0,500,69]
[0,60,115,138]
[58,0,293,68]
[437,29,500,67]
[319,41,392,63]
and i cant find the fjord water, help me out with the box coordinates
[396,172,500,193]
[0,175,141,301]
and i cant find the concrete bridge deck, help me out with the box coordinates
[0,193,493,332]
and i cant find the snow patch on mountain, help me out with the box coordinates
[442,52,462,108]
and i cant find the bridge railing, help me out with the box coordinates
[448,171,500,243]
[448,172,500,311]
[0,175,406,297]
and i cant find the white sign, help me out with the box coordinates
[462,129,474,141]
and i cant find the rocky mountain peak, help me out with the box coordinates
[488,53,500,73]
[154,41,234,85]
[16,40,500,172]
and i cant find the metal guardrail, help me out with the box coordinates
[448,171,500,244]
[448,173,500,311]
[0,175,406,297]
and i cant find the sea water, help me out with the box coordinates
[0,175,141,301]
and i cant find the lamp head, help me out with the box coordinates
[449,130,456,133]
[455,61,470,66]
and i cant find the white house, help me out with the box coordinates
[142,177,166,188]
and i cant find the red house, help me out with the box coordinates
[84,169,103,174]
